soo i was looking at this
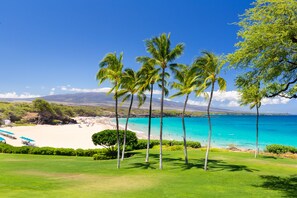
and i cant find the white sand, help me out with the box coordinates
[1,117,147,149]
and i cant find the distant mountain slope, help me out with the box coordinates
[0,92,234,113]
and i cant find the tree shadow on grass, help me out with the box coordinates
[260,155,277,160]
[179,159,258,172]
[256,175,297,198]
[125,153,184,170]
[126,152,258,172]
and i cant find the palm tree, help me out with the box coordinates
[236,72,263,158]
[96,52,123,169]
[118,68,146,160]
[137,62,168,163]
[194,51,226,171]
[170,64,200,164]
[137,33,184,169]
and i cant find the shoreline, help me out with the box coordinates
[0,116,263,152]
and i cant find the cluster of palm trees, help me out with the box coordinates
[96,33,226,170]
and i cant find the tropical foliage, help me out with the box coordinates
[97,52,124,169]
[228,0,297,99]
[137,33,184,169]
[170,63,200,164]
[194,51,227,170]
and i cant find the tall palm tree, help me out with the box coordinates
[96,52,123,169]
[236,72,263,158]
[118,68,146,160]
[137,33,184,169]
[137,62,168,163]
[170,64,200,164]
[195,51,226,171]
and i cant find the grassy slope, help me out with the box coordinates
[0,150,296,198]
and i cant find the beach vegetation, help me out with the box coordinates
[266,144,297,154]
[236,72,265,158]
[92,130,138,151]
[97,52,124,169]
[194,51,227,171]
[137,33,184,169]
[170,63,201,164]
[137,60,167,163]
[134,139,201,150]
[228,0,297,99]
[117,68,146,161]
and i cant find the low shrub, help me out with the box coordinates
[266,144,297,154]
[93,148,117,160]
[187,141,201,148]
[0,143,15,153]
[75,148,85,156]
[55,148,76,156]
[92,129,138,149]
[134,139,201,150]
[30,147,55,155]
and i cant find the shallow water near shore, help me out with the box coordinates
[120,115,297,149]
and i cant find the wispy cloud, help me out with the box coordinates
[198,90,290,107]
[0,92,40,98]
[144,89,162,95]
[262,97,290,105]
[188,99,208,106]
[60,86,111,93]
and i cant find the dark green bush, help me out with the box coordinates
[55,148,76,156]
[83,149,101,157]
[92,130,138,149]
[93,148,117,160]
[13,146,31,154]
[0,143,14,153]
[30,147,56,155]
[75,148,85,156]
[134,139,201,150]
[266,144,297,154]
[187,141,201,148]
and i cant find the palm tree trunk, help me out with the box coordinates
[159,68,165,170]
[255,105,259,158]
[204,82,214,171]
[121,94,134,160]
[145,84,154,163]
[182,94,189,164]
[115,85,120,169]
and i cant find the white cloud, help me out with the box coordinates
[197,90,289,107]
[188,99,208,106]
[144,89,162,95]
[0,92,40,99]
[262,97,290,105]
[60,86,111,93]
[226,101,240,107]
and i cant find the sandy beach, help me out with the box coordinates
[1,117,147,149]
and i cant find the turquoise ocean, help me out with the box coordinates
[119,115,297,149]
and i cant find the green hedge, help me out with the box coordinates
[0,143,102,157]
[134,139,201,150]
[266,144,297,154]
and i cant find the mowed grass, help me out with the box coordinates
[0,149,296,198]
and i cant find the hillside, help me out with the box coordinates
[0,92,235,113]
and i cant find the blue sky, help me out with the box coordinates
[0,0,296,114]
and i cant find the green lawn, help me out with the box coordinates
[0,149,296,198]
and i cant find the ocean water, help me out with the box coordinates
[119,115,297,149]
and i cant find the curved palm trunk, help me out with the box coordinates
[255,105,259,158]
[145,84,154,163]
[182,94,189,164]
[204,82,214,171]
[159,68,165,170]
[115,85,120,169]
[121,94,134,160]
